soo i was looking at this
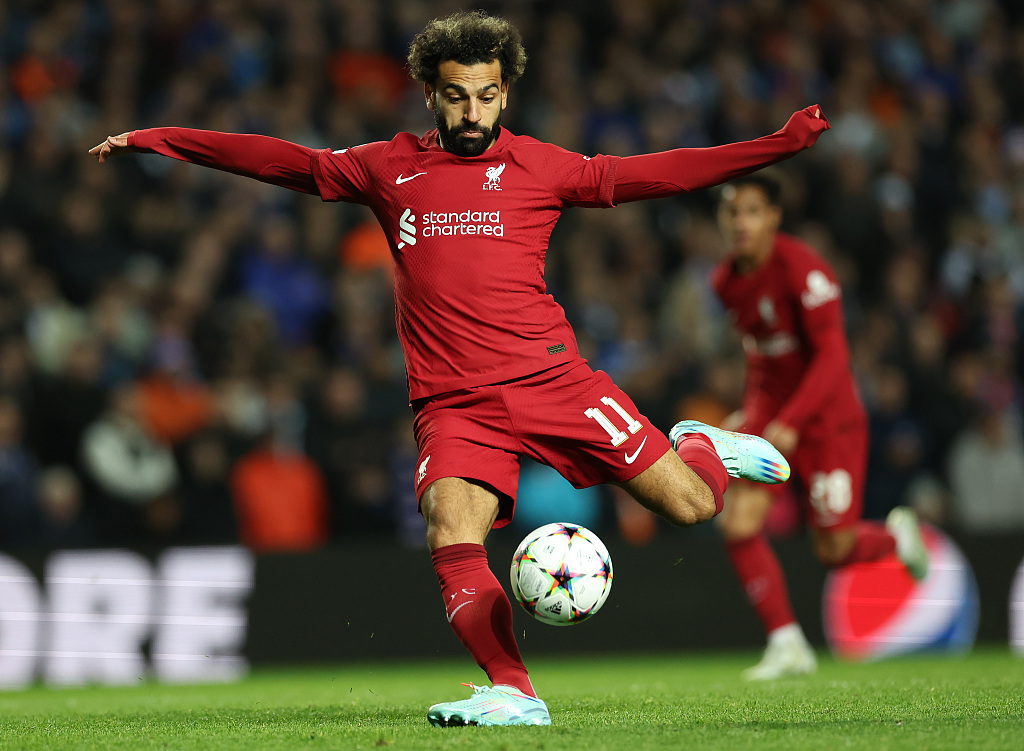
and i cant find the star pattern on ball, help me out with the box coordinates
[511,523,613,625]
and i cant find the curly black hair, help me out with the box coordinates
[407,10,527,85]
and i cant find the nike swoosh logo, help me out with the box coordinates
[446,600,473,623]
[396,172,427,184]
[624,436,648,464]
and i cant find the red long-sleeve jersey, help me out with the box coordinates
[129,107,828,400]
[711,232,866,439]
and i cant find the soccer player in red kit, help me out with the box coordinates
[707,174,930,680]
[93,11,827,725]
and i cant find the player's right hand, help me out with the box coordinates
[89,132,136,163]
[781,105,830,150]
[763,420,799,456]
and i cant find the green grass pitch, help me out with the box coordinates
[2,649,1022,750]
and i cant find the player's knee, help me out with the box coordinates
[662,487,716,527]
[692,488,717,524]
[420,479,499,549]
[812,535,852,568]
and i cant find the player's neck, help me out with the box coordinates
[734,243,773,274]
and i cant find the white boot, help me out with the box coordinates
[743,623,817,681]
[886,506,930,581]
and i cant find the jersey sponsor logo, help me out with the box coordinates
[742,332,799,357]
[624,435,648,464]
[421,210,504,238]
[396,172,427,184]
[483,163,505,190]
[801,270,840,309]
[416,454,430,485]
[397,208,417,249]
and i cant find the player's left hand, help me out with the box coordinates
[89,132,137,163]
[763,421,799,456]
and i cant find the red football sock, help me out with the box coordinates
[832,521,896,567]
[431,543,536,697]
[675,433,729,515]
[726,535,796,634]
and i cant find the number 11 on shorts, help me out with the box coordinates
[585,396,643,446]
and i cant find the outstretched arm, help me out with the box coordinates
[89,128,320,195]
[612,106,829,204]
[773,324,848,434]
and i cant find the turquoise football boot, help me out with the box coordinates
[428,684,551,727]
[669,420,790,484]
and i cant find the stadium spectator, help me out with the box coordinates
[36,464,96,548]
[28,336,106,470]
[135,309,215,445]
[948,403,1024,532]
[176,429,239,545]
[306,366,395,537]
[79,381,180,542]
[0,395,41,548]
[239,214,331,349]
[229,428,331,553]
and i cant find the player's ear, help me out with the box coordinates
[500,82,508,110]
[424,83,435,111]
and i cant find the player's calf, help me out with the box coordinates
[619,449,718,527]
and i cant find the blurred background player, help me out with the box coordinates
[710,173,930,680]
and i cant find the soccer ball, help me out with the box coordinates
[509,522,613,626]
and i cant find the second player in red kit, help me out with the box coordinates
[711,174,930,680]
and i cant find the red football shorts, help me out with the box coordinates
[411,361,669,528]
[740,413,868,530]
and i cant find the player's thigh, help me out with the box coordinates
[617,448,715,527]
[796,424,868,531]
[420,477,502,550]
[510,365,667,488]
[511,366,712,524]
[718,480,774,540]
[412,388,521,533]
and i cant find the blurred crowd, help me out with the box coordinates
[1,0,1023,554]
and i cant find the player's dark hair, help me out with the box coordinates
[724,173,783,206]
[407,10,527,85]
